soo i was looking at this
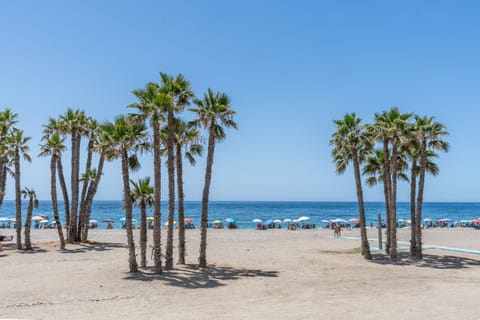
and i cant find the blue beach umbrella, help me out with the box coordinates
[225,218,236,223]
[264,219,273,225]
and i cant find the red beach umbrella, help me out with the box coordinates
[348,218,360,223]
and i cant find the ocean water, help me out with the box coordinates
[1,200,480,229]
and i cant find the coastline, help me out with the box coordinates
[1,228,479,319]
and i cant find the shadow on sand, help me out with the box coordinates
[124,264,279,289]
[371,252,480,269]
[60,241,127,254]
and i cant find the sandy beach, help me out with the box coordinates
[1,227,479,319]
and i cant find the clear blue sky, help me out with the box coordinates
[0,1,479,201]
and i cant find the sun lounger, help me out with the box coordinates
[0,235,13,242]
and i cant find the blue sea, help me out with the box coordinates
[1,200,480,229]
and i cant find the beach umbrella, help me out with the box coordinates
[0,217,8,222]
[89,219,98,223]
[283,219,292,223]
[164,221,177,226]
[225,218,236,223]
[424,218,432,222]
[273,219,282,224]
[184,218,193,223]
[32,216,44,221]
[213,220,222,224]
[321,220,329,223]
[264,219,273,225]
[39,219,49,224]
[120,217,137,223]
[298,216,310,222]
[332,218,347,223]
[404,219,412,224]
[348,218,360,223]
[103,219,114,223]
[146,217,154,221]
[252,218,262,223]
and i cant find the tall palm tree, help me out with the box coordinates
[0,109,18,208]
[59,109,89,243]
[6,129,31,250]
[174,118,203,264]
[414,115,449,259]
[131,177,154,268]
[39,132,66,249]
[22,187,38,251]
[103,115,149,272]
[191,88,237,268]
[373,107,411,261]
[160,72,194,270]
[330,113,372,260]
[43,118,70,230]
[129,81,170,274]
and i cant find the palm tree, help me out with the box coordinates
[160,72,194,270]
[373,107,411,261]
[39,132,66,249]
[330,113,372,260]
[191,88,237,268]
[103,115,149,272]
[129,81,170,274]
[131,177,154,268]
[174,118,203,264]
[6,129,31,250]
[43,118,70,231]
[59,109,89,243]
[22,187,38,251]
[0,109,18,208]
[414,115,449,259]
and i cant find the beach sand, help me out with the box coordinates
[0,227,479,319]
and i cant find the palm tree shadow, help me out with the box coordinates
[371,252,480,269]
[124,264,279,289]
[60,241,127,254]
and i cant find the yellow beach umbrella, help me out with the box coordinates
[164,221,177,226]
[147,217,154,221]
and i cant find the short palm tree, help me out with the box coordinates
[103,115,149,272]
[39,132,66,249]
[131,177,154,268]
[331,113,372,260]
[22,187,38,251]
[191,88,237,268]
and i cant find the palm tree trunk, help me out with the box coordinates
[382,138,392,254]
[51,156,65,249]
[78,138,94,241]
[199,126,216,268]
[0,163,7,208]
[409,159,417,255]
[57,158,70,234]
[140,200,147,268]
[81,152,105,242]
[15,149,22,250]
[352,149,371,259]
[24,197,33,250]
[122,147,137,272]
[415,134,427,259]
[176,143,186,264]
[69,131,81,243]
[165,110,176,270]
[390,140,398,261]
[152,120,162,274]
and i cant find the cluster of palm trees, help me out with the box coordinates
[330,107,449,261]
[119,73,237,272]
